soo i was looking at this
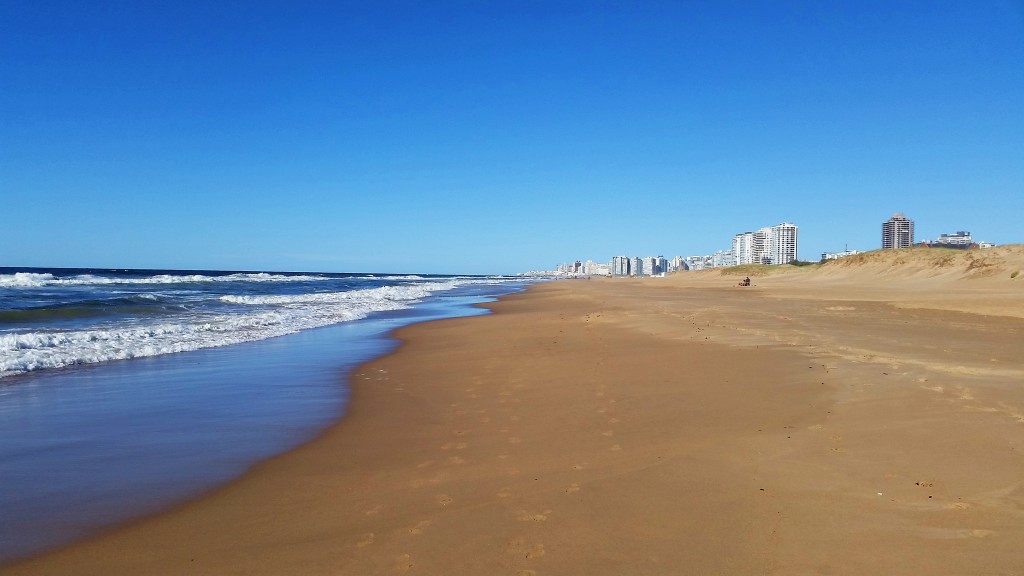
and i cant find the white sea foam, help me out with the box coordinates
[0,278,512,379]
[0,273,58,288]
[218,282,454,306]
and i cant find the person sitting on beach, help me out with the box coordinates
[739,276,751,287]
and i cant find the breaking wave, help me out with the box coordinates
[0,279,496,379]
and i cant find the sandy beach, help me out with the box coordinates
[3,247,1023,575]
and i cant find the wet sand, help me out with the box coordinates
[4,251,1024,575]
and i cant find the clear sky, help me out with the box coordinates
[2,1,1022,274]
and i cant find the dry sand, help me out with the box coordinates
[3,246,1023,575]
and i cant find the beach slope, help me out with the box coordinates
[3,247,1024,575]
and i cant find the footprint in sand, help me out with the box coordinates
[610,444,622,452]
[356,532,375,548]
[409,520,432,535]
[497,488,513,498]
[437,494,454,506]
[395,554,414,572]
[601,430,615,437]
[408,473,447,488]
[525,544,546,559]
[506,540,546,568]
[566,483,581,494]
[517,509,552,522]
[364,505,382,517]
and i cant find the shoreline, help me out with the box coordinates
[0,283,515,565]
[3,273,1023,574]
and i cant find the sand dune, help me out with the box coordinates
[707,245,1024,282]
[675,246,1024,318]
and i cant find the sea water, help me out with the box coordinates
[0,268,528,562]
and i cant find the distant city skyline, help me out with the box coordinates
[554,212,1001,274]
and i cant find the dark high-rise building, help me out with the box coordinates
[882,212,914,249]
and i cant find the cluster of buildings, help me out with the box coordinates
[550,213,997,278]
[876,212,996,250]
[556,256,680,277]
[669,222,798,272]
[555,221,799,276]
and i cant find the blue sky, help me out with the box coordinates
[2,1,1022,274]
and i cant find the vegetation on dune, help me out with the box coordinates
[715,263,812,277]
[812,245,1024,280]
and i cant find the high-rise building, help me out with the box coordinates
[882,213,914,249]
[732,232,754,265]
[770,222,798,264]
[752,227,772,264]
[630,257,643,276]
[711,250,736,268]
[610,256,631,276]
[638,256,667,276]
[585,260,611,276]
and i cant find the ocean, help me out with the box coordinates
[0,267,529,562]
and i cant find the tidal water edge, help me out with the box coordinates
[0,269,527,562]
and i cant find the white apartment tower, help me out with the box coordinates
[610,256,630,276]
[752,227,772,264]
[630,257,643,276]
[882,213,914,249]
[732,232,754,265]
[770,222,798,265]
